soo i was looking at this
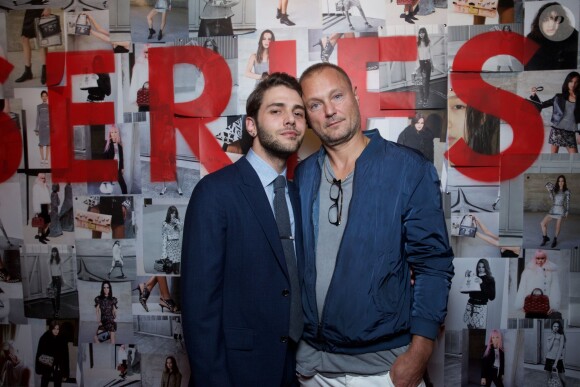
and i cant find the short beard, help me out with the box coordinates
[256,122,303,159]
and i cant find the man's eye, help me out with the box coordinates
[309,103,321,111]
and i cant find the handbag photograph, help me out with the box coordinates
[35,15,62,48]
[46,283,56,299]
[154,258,173,274]
[460,270,481,293]
[74,13,91,36]
[548,371,562,387]
[80,74,99,90]
[38,354,54,367]
[31,216,45,228]
[451,214,477,237]
[523,288,550,316]
[96,325,111,342]
[452,0,498,18]
[136,83,150,107]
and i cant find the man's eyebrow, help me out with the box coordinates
[265,102,305,110]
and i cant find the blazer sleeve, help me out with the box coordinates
[181,177,233,387]
[404,161,454,340]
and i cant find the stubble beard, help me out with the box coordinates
[256,124,303,160]
[316,110,361,147]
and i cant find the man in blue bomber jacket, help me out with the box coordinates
[295,63,454,387]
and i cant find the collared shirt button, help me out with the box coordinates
[282,289,290,297]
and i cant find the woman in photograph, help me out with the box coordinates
[48,184,62,238]
[32,173,51,244]
[0,341,31,386]
[525,2,578,71]
[545,320,567,387]
[94,280,118,344]
[397,112,434,162]
[135,276,180,313]
[147,0,172,41]
[416,28,434,107]
[103,125,128,194]
[36,90,50,165]
[448,90,500,155]
[160,356,182,387]
[48,247,66,318]
[530,71,580,154]
[203,38,219,53]
[540,175,571,248]
[342,0,373,30]
[35,321,69,387]
[162,206,182,275]
[108,240,126,279]
[515,250,561,319]
[58,183,74,232]
[129,45,150,111]
[481,329,504,387]
[244,30,275,85]
[463,259,496,329]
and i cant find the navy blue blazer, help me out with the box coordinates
[181,157,303,387]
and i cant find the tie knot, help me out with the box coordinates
[274,175,286,191]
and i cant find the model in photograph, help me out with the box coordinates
[48,184,62,238]
[342,0,372,30]
[160,356,182,387]
[103,126,128,195]
[399,0,420,24]
[244,30,275,85]
[35,321,69,387]
[94,280,118,344]
[515,250,561,319]
[416,28,434,107]
[15,3,49,84]
[530,71,579,154]
[135,276,179,313]
[33,173,51,244]
[481,329,504,387]
[313,32,355,63]
[108,240,126,279]
[0,341,31,386]
[540,175,571,248]
[161,206,182,275]
[448,90,500,155]
[397,112,434,162]
[35,90,50,164]
[203,38,219,53]
[464,259,496,329]
[525,2,578,71]
[59,183,74,232]
[545,320,567,387]
[147,0,172,40]
[48,247,67,318]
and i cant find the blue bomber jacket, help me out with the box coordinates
[294,130,454,355]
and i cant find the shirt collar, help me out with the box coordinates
[245,148,287,188]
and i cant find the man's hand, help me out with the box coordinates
[390,336,434,387]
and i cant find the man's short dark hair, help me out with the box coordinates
[299,63,353,90]
[246,72,302,120]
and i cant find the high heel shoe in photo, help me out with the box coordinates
[159,298,180,313]
[134,283,150,312]
[148,28,155,39]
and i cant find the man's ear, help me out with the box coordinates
[353,86,359,104]
[245,116,257,138]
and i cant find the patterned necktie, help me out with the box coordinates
[273,175,302,342]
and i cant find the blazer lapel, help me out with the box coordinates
[236,159,289,280]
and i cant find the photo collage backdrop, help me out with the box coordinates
[0,0,579,385]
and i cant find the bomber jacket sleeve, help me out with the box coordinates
[403,161,454,340]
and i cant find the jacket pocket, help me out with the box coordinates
[224,327,254,351]
[371,253,403,317]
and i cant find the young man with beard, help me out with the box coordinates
[182,72,306,386]
[294,63,454,387]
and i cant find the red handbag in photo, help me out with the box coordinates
[397,0,414,4]
[136,83,150,107]
[523,288,550,315]
[31,216,45,228]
